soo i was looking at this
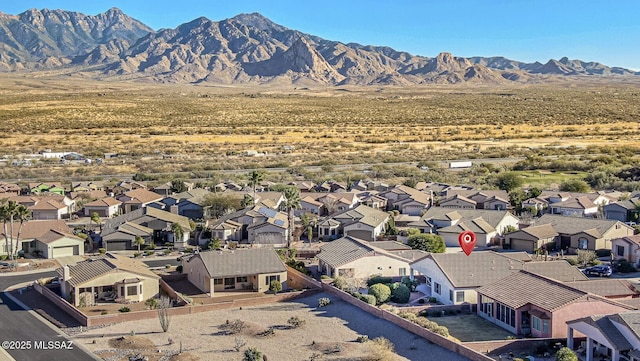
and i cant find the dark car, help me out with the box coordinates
[583,265,613,277]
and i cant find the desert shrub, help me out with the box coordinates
[287,316,306,328]
[320,275,331,280]
[100,310,108,315]
[145,298,158,309]
[398,312,449,337]
[366,275,392,287]
[318,297,331,307]
[219,319,247,334]
[333,276,348,290]
[98,248,106,255]
[565,257,578,266]
[356,335,369,343]
[118,306,130,313]
[269,280,282,294]
[613,258,636,273]
[577,249,597,266]
[366,337,395,361]
[390,282,411,303]
[176,265,183,273]
[163,249,171,255]
[243,347,262,361]
[368,283,391,304]
[428,297,437,303]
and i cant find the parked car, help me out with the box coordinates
[583,265,612,277]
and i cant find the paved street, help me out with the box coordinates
[0,270,99,361]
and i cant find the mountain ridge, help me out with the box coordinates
[0,8,638,84]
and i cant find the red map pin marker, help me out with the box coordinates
[458,230,477,256]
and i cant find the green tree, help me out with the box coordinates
[555,347,578,361]
[248,170,264,206]
[171,223,184,244]
[282,186,301,247]
[407,234,446,253]
[368,283,391,304]
[494,172,524,192]
[528,187,542,198]
[390,282,411,303]
[241,194,254,208]
[269,280,282,294]
[0,200,30,262]
[560,179,590,193]
[134,236,145,252]
[90,212,102,232]
[202,194,243,218]
[208,238,222,250]
[170,179,188,193]
[503,225,518,234]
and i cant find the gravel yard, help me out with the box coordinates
[72,292,470,361]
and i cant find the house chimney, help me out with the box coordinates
[170,205,179,215]
[63,265,70,280]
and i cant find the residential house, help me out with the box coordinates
[409,250,586,306]
[152,181,195,197]
[444,190,510,211]
[0,182,21,196]
[317,236,427,278]
[161,188,211,220]
[533,214,635,254]
[0,220,84,258]
[379,185,431,216]
[317,204,389,242]
[57,253,160,306]
[411,208,519,248]
[71,181,105,193]
[183,248,287,296]
[611,236,640,267]
[297,192,359,216]
[477,271,633,338]
[523,191,612,217]
[299,196,323,216]
[439,194,477,209]
[83,197,122,218]
[29,182,65,195]
[566,311,640,361]
[9,195,76,220]
[358,192,388,211]
[289,181,315,192]
[504,224,559,253]
[116,188,164,213]
[100,207,192,250]
[111,180,147,196]
[549,196,599,217]
[604,198,640,223]
[207,205,289,246]
[209,220,243,244]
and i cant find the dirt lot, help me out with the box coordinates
[71,292,471,361]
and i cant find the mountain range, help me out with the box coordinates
[0,8,637,85]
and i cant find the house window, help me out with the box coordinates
[434,282,441,295]
[532,316,549,334]
[542,320,549,333]
[127,285,138,296]
[456,291,465,303]
[236,276,248,283]
[224,277,235,289]
[213,278,223,285]
[266,275,280,286]
[399,268,406,276]
[578,238,588,250]
[496,303,516,327]
[480,295,493,317]
[617,245,625,257]
[449,290,454,302]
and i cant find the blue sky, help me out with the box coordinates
[1,1,639,70]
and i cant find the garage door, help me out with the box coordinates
[52,246,78,258]
[510,239,534,253]
[346,230,373,241]
[105,240,130,251]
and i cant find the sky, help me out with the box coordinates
[1,1,639,70]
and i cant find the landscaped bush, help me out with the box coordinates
[428,297,437,303]
[368,283,391,304]
[398,312,449,337]
[359,294,377,305]
[286,259,311,275]
[613,258,637,273]
[118,306,130,313]
[332,276,348,290]
[176,265,183,273]
[145,298,158,309]
[287,316,306,328]
[356,335,369,343]
[98,248,106,255]
[318,297,331,307]
[565,257,578,266]
[390,282,411,303]
[163,249,172,255]
[400,277,418,291]
[367,276,392,287]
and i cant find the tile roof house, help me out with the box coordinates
[183,248,287,296]
[101,207,192,250]
[57,253,160,306]
[317,204,390,242]
[152,181,195,197]
[0,182,21,196]
[83,197,122,218]
[0,220,84,258]
[207,205,289,247]
[439,194,477,209]
[411,208,519,248]
[116,188,164,213]
[604,198,640,223]
[111,180,147,196]
[297,192,359,216]
[504,224,559,253]
[477,270,634,338]
[10,195,76,220]
[71,181,105,193]
[611,236,640,267]
[563,279,640,300]
[160,188,212,220]
[566,311,640,361]
[549,196,599,217]
[378,185,431,216]
[533,214,635,254]
[29,182,65,195]
[409,250,587,306]
[443,190,510,211]
[316,236,427,279]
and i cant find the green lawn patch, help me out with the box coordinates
[429,314,514,342]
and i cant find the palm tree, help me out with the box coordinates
[134,236,145,253]
[282,186,301,247]
[248,170,264,206]
[0,199,11,256]
[0,200,19,262]
[11,204,30,259]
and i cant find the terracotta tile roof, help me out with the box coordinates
[29,199,67,211]
[565,279,639,298]
[519,224,558,239]
[188,248,286,278]
[121,188,163,204]
[438,217,495,234]
[37,229,82,244]
[317,236,375,268]
[0,220,72,240]
[535,214,628,236]
[57,253,159,287]
[84,197,122,207]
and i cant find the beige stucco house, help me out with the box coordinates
[611,236,640,267]
[1,220,84,258]
[184,248,287,296]
[57,253,160,306]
